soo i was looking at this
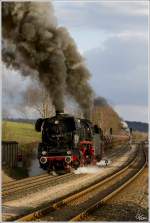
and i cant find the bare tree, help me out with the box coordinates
[25,84,55,118]
[92,105,122,134]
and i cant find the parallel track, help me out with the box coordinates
[3,173,48,187]
[15,146,142,222]
[3,173,51,190]
[2,173,75,199]
[2,144,130,199]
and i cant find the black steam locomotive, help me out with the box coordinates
[35,111,97,172]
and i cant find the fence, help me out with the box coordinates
[2,141,19,168]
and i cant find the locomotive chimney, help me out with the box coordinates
[56,110,64,115]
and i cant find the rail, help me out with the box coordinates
[16,146,141,221]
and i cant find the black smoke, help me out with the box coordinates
[94,96,108,107]
[2,2,93,118]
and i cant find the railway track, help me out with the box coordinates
[71,148,147,222]
[3,173,50,190]
[12,145,145,222]
[2,143,130,200]
[2,172,76,199]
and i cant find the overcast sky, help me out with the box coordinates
[53,0,148,122]
[3,1,148,122]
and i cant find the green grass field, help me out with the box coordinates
[2,121,41,144]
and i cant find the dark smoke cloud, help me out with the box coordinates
[2,2,93,118]
[57,28,93,118]
[94,96,108,107]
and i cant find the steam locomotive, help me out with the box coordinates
[35,111,131,173]
[35,111,101,172]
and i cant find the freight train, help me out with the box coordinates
[35,111,130,173]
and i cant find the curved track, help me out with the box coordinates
[2,143,129,200]
[14,145,146,222]
[71,147,147,221]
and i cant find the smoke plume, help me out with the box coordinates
[94,96,108,107]
[2,2,93,118]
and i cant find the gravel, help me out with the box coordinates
[87,151,148,221]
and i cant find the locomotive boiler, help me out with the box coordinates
[35,111,98,172]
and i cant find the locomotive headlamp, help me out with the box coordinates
[54,120,59,124]
[42,151,47,155]
[67,150,72,155]
[65,156,72,163]
[40,156,47,164]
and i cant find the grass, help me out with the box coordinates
[2,121,41,144]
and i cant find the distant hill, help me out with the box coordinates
[126,121,148,133]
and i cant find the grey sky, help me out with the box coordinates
[53,0,148,122]
[2,1,148,122]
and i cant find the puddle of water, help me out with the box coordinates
[28,148,45,177]
[28,157,46,177]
